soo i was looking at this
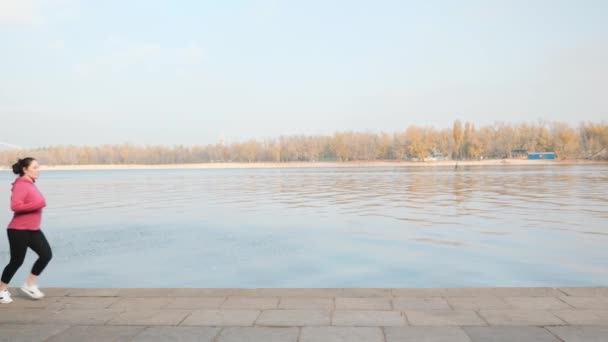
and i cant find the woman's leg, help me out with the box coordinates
[1,230,29,291]
[26,230,53,285]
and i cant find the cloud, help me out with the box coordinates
[0,0,42,26]
[176,44,205,65]
[0,0,80,27]
[74,40,205,78]
[48,39,66,50]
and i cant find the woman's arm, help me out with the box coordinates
[11,182,46,213]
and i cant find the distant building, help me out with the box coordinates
[427,151,448,161]
[0,142,24,150]
[528,152,556,160]
[511,149,528,159]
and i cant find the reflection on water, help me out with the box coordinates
[0,165,607,287]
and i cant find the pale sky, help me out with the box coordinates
[1,0,607,148]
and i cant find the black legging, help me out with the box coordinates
[1,229,53,284]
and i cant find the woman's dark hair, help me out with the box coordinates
[12,157,36,176]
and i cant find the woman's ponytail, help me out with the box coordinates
[12,157,35,176]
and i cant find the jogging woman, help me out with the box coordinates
[0,157,52,304]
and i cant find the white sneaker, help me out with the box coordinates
[21,283,45,300]
[0,289,13,304]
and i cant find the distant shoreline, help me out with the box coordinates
[1,159,607,171]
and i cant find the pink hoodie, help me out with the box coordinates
[7,176,46,230]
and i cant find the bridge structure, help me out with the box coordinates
[0,142,23,150]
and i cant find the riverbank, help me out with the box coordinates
[1,159,606,171]
[1,287,606,341]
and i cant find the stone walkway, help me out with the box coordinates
[1,287,607,341]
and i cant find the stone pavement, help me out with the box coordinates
[1,287,607,341]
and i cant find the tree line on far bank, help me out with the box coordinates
[1,120,607,166]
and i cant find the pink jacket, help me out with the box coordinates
[7,176,46,230]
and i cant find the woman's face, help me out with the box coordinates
[24,160,40,180]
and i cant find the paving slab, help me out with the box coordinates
[403,310,486,326]
[335,297,392,310]
[221,296,279,309]
[384,326,473,342]
[278,297,333,310]
[45,325,145,342]
[107,309,191,326]
[546,325,608,342]
[300,326,384,342]
[180,309,261,326]
[393,297,451,311]
[0,323,70,342]
[463,326,561,342]
[216,327,299,342]
[332,310,406,326]
[478,309,565,326]
[256,309,331,326]
[130,326,221,342]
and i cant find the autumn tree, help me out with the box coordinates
[452,120,463,160]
